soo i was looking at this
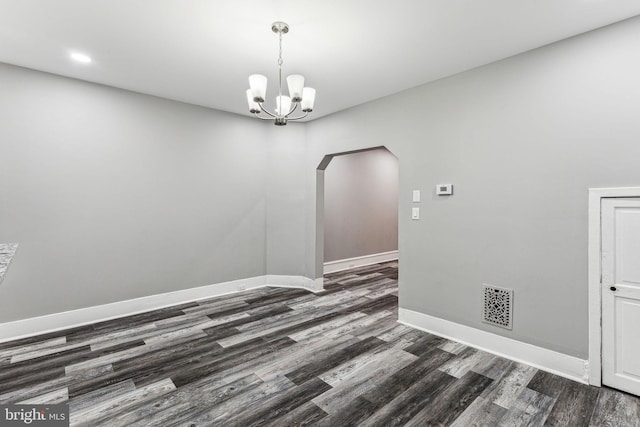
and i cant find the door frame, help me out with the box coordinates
[588,186,640,386]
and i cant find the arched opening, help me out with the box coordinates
[315,146,399,285]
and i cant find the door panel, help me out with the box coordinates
[618,297,640,380]
[618,210,640,285]
[602,198,640,396]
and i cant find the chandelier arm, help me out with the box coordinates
[285,111,309,121]
[284,102,299,118]
[252,113,274,121]
[257,102,277,118]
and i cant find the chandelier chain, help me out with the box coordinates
[278,29,283,67]
[278,30,283,103]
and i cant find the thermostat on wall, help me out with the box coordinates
[436,184,453,196]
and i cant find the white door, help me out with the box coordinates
[602,198,640,396]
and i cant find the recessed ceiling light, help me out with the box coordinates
[70,53,92,63]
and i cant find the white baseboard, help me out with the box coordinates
[398,308,589,384]
[265,275,325,293]
[324,250,398,274]
[0,274,322,343]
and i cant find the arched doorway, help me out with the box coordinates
[315,146,399,282]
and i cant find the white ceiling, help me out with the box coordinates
[1,0,639,120]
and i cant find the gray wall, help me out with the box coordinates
[265,124,309,276]
[302,16,640,358]
[2,15,640,361]
[0,63,268,323]
[323,149,398,262]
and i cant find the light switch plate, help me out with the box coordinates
[412,207,420,220]
[412,190,421,202]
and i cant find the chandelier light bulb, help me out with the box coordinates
[246,90,260,113]
[276,95,292,116]
[301,87,316,112]
[248,74,267,103]
[287,75,304,102]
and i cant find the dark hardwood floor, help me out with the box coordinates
[0,261,639,426]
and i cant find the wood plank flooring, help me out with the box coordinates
[1,261,639,426]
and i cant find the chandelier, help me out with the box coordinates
[246,22,316,126]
